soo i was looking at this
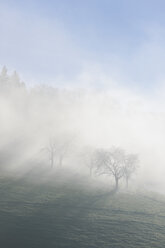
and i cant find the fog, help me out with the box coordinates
[0,66,165,193]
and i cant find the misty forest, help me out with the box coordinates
[1,66,165,247]
[0,66,140,189]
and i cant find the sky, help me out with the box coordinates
[0,0,165,91]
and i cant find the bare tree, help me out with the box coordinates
[123,154,139,188]
[45,138,57,168]
[44,133,76,168]
[57,135,75,167]
[80,146,99,176]
[94,147,125,190]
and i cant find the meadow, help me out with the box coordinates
[0,174,165,248]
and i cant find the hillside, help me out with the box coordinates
[0,176,165,248]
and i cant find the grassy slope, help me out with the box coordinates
[0,176,165,248]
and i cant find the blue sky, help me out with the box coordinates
[1,0,165,90]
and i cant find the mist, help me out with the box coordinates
[0,66,164,193]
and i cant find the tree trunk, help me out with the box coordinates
[50,152,54,168]
[126,177,129,188]
[115,177,119,191]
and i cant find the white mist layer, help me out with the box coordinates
[0,68,165,192]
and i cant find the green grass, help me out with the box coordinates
[0,176,165,248]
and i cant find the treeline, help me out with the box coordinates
[0,66,25,92]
